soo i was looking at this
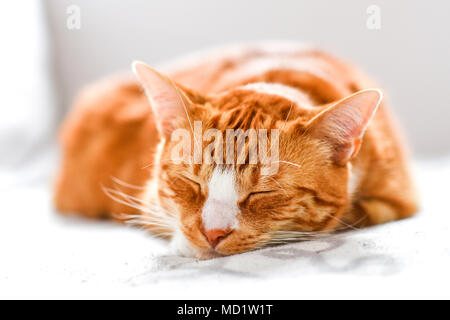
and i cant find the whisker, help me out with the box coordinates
[121,192,175,218]
[118,213,175,224]
[103,187,176,218]
[279,103,293,132]
[262,215,365,248]
[325,212,365,232]
[261,228,340,248]
[125,219,172,229]
[264,175,289,197]
[141,158,192,170]
[111,176,146,190]
[274,160,302,169]
[102,186,178,236]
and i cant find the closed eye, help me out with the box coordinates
[241,190,278,204]
[178,175,202,192]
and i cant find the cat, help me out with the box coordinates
[54,42,418,259]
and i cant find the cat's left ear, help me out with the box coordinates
[307,89,383,165]
[133,61,197,138]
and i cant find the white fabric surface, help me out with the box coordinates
[1,159,449,299]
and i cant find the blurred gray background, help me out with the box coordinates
[44,0,449,156]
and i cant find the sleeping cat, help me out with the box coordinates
[54,42,418,259]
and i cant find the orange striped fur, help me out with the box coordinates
[54,43,418,258]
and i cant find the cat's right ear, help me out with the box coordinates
[132,61,194,138]
[306,88,383,166]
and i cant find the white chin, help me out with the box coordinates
[169,229,222,259]
[169,229,200,258]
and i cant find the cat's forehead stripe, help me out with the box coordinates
[238,82,313,109]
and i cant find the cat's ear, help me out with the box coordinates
[307,89,383,165]
[132,61,194,137]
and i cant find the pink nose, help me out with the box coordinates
[202,228,232,248]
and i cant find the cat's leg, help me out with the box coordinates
[355,163,419,226]
[358,198,412,225]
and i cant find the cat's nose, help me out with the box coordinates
[202,228,232,248]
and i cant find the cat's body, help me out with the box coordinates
[55,43,418,258]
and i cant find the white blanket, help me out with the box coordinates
[1,159,449,299]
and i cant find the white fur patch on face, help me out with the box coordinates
[170,228,198,258]
[201,169,240,231]
[239,82,313,109]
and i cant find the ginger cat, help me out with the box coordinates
[54,43,418,259]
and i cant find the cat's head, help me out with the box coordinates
[133,62,382,259]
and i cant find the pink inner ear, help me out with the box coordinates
[133,61,187,136]
[310,89,383,164]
